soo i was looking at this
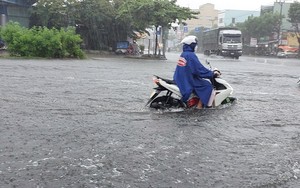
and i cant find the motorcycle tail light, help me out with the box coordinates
[152,76,159,84]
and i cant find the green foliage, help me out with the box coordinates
[117,0,197,32]
[139,44,145,52]
[75,0,118,50]
[30,0,79,28]
[28,0,198,51]
[60,28,85,58]
[0,22,85,58]
[116,0,197,55]
[288,2,300,26]
[236,12,281,43]
[288,2,300,48]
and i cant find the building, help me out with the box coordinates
[272,1,295,46]
[0,0,32,27]
[260,1,298,47]
[218,10,260,27]
[184,3,218,32]
[273,1,292,32]
[183,3,260,33]
[245,1,298,56]
[261,5,273,15]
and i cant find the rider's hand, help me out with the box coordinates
[213,69,221,78]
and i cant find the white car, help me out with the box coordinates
[277,50,298,58]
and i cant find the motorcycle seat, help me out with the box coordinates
[154,75,175,85]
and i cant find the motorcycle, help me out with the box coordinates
[145,60,236,110]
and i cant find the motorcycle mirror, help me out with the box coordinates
[205,59,212,69]
[205,59,210,65]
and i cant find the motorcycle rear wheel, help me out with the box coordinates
[150,96,185,109]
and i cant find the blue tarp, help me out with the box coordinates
[116,41,129,49]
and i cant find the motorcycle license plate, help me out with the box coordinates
[150,91,156,99]
[149,89,162,100]
[149,90,159,99]
[145,90,160,106]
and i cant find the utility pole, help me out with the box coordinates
[277,0,285,46]
[231,18,236,27]
[209,17,218,28]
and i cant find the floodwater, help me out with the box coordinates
[1,53,300,188]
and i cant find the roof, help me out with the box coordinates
[278,45,298,52]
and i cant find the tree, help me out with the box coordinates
[29,0,197,53]
[149,0,197,57]
[117,0,197,57]
[29,0,78,28]
[288,1,300,53]
[236,12,281,45]
[75,0,117,50]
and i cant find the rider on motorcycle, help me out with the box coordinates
[173,35,220,109]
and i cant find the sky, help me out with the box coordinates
[176,0,297,11]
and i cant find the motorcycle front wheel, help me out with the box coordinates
[221,97,237,105]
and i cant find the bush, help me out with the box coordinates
[0,22,85,59]
[139,44,145,52]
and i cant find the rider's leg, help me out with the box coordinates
[196,100,203,109]
[187,93,199,108]
[187,93,203,109]
[207,89,216,107]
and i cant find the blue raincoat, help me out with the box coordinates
[173,44,214,106]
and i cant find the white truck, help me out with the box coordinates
[201,27,243,59]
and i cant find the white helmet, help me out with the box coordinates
[180,35,198,45]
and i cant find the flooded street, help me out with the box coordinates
[1,53,300,187]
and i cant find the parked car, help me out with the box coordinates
[277,50,298,58]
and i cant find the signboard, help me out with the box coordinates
[156,27,161,36]
[195,27,200,33]
[280,40,288,45]
[183,26,188,33]
[250,38,257,47]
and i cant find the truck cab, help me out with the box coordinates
[202,27,243,59]
[219,30,243,59]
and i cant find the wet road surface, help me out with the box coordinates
[1,53,300,187]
